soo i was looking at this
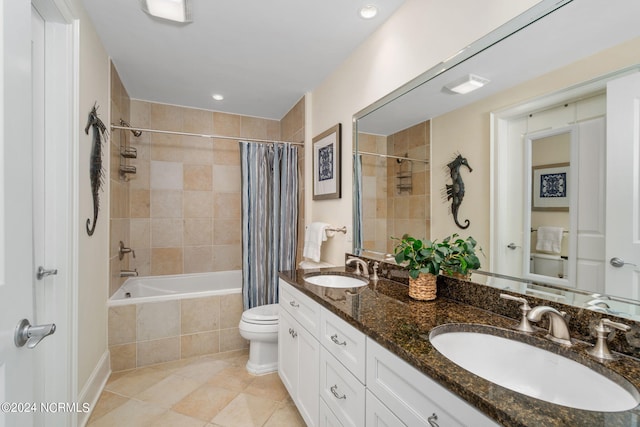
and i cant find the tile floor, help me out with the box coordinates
[87,350,305,427]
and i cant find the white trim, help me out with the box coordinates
[77,350,111,427]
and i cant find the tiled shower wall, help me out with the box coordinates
[109,65,306,296]
[358,120,431,254]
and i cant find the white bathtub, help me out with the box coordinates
[109,270,242,306]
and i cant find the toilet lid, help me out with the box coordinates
[242,303,279,323]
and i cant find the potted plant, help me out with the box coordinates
[440,234,482,280]
[392,234,450,301]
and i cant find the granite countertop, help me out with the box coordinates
[279,267,640,427]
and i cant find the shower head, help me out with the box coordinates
[119,119,142,137]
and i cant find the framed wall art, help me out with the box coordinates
[312,123,341,200]
[532,162,570,211]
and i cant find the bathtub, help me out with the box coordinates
[109,270,242,306]
[107,270,247,371]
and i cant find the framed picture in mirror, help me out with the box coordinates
[312,123,341,200]
[532,163,570,211]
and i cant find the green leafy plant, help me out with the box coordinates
[440,234,482,277]
[392,234,450,279]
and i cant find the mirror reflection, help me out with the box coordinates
[353,0,640,318]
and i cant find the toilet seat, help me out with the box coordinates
[241,303,279,325]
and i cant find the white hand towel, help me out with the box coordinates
[535,226,564,254]
[303,222,330,262]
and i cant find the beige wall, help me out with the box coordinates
[309,0,539,265]
[68,0,111,396]
[431,37,640,268]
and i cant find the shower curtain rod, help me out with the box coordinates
[356,150,429,164]
[110,124,304,146]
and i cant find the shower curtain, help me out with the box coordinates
[240,141,298,309]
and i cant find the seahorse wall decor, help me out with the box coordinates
[445,153,472,229]
[84,103,107,236]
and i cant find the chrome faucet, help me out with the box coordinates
[500,293,534,333]
[527,306,572,346]
[119,241,136,260]
[587,318,631,360]
[120,269,138,278]
[346,257,369,278]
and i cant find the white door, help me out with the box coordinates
[1,1,38,426]
[605,72,640,301]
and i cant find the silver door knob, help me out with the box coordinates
[610,257,637,268]
[14,319,56,349]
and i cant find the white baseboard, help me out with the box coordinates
[77,350,111,427]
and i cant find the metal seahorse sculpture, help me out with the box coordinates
[445,154,472,229]
[84,104,107,236]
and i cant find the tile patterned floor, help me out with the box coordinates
[87,350,305,427]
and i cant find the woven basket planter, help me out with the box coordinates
[408,273,437,301]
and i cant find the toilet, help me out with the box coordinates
[531,253,567,278]
[238,303,279,375]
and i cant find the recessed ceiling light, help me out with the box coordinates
[359,4,378,19]
[444,74,490,95]
[141,0,192,23]
[212,94,224,101]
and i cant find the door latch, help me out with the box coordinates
[14,319,56,349]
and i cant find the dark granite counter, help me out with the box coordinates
[279,267,640,427]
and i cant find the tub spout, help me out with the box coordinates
[120,269,138,278]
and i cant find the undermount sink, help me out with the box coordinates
[303,274,368,288]
[429,324,640,412]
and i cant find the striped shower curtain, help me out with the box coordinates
[240,141,298,309]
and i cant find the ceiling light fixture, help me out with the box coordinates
[444,74,490,94]
[141,0,192,23]
[359,5,378,19]
[212,94,224,101]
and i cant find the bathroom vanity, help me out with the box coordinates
[278,267,640,426]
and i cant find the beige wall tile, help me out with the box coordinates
[150,160,183,190]
[151,218,183,248]
[212,245,242,271]
[212,166,241,193]
[150,103,183,132]
[182,136,214,165]
[183,191,213,218]
[183,218,213,246]
[130,189,150,218]
[110,343,137,372]
[181,296,220,334]
[137,337,180,367]
[219,328,247,352]
[183,246,214,273]
[137,300,180,341]
[128,160,150,190]
[131,248,151,277]
[151,248,183,275]
[150,134,184,162]
[213,141,240,166]
[213,193,241,219]
[220,294,243,329]
[151,190,183,218]
[181,331,220,358]
[213,219,241,245]
[109,305,137,346]
[183,108,213,135]
[183,164,212,191]
[130,219,151,249]
[213,112,241,137]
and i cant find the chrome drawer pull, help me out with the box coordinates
[330,334,347,346]
[289,328,297,338]
[330,385,346,400]
[427,413,439,427]
[289,300,299,308]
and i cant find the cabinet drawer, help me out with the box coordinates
[319,398,344,427]
[320,348,365,427]
[365,390,405,427]
[366,338,499,427]
[320,307,366,382]
[279,279,320,336]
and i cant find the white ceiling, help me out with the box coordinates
[82,0,406,120]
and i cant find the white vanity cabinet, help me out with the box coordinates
[278,279,321,426]
[366,338,499,427]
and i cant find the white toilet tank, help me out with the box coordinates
[531,253,566,278]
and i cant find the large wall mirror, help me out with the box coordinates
[353,0,640,319]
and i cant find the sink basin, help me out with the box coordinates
[303,274,368,288]
[429,324,640,412]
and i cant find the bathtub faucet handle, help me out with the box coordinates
[119,241,136,260]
